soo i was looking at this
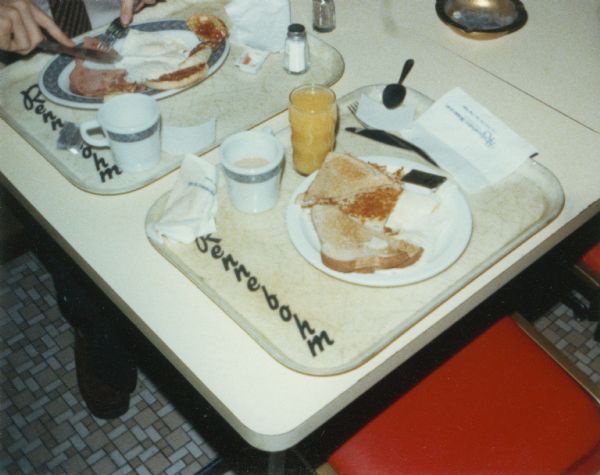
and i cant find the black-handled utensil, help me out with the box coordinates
[345,126,438,168]
[382,59,415,109]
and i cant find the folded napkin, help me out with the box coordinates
[225,0,290,52]
[359,88,537,194]
[404,88,537,193]
[161,118,216,155]
[147,155,218,244]
[356,94,415,131]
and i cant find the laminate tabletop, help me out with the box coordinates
[1,0,598,452]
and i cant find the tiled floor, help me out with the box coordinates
[1,251,599,474]
[533,301,600,385]
[1,252,221,474]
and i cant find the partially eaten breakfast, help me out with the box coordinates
[69,37,145,97]
[299,152,427,274]
[186,13,229,47]
[68,14,228,97]
[299,152,400,207]
[311,204,423,273]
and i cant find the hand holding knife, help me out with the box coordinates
[345,127,438,168]
[37,40,122,63]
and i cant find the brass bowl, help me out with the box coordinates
[435,0,528,40]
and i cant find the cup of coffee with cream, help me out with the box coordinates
[219,130,284,214]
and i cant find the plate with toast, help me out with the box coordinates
[287,153,472,286]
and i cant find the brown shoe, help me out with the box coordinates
[74,333,131,419]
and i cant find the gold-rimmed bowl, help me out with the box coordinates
[435,0,528,40]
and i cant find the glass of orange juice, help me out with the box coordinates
[288,84,337,175]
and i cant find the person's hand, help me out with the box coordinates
[120,0,157,26]
[0,0,73,54]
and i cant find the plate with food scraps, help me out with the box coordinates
[39,19,229,109]
[286,155,472,287]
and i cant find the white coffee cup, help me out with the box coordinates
[219,130,284,214]
[79,93,161,173]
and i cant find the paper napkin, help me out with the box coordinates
[356,94,415,131]
[161,119,216,156]
[225,0,290,52]
[400,88,537,193]
[147,155,218,244]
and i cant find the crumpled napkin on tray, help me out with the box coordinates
[225,0,290,51]
[147,155,218,244]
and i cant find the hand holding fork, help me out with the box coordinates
[97,0,160,51]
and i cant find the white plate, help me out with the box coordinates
[39,20,230,109]
[286,155,472,287]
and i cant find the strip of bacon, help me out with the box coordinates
[69,59,146,97]
[68,37,145,97]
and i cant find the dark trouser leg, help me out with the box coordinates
[2,187,137,418]
[41,245,138,419]
[51,259,137,391]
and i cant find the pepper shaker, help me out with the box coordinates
[312,0,336,33]
[283,23,310,74]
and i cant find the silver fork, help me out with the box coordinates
[347,101,367,126]
[97,17,130,51]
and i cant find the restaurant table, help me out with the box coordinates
[1,0,599,466]
[384,0,600,133]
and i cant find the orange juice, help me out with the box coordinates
[289,85,337,175]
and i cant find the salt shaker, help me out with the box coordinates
[313,0,336,32]
[283,23,310,74]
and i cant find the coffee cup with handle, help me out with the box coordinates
[79,93,161,173]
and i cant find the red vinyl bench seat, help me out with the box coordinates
[327,316,600,474]
[582,241,600,276]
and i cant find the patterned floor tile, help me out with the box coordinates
[1,251,598,474]
[533,301,600,385]
[0,252,220,474]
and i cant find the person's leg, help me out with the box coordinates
[2,186,137,418]
[49,252,138,418]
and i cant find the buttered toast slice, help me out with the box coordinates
[337,184,402,233]
[311,204,423,274]
[300,152,398,207]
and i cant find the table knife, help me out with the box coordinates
[345,127,438,168]
[37,40,122,63]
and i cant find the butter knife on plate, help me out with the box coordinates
[345,127,438,168]
[37,40,121,63]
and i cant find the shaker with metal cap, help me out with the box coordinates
[313,0,336,32]
[283,23,310,74]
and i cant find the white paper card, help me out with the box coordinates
[357,94,415,131]
[413,88,537,193]
[161,118,216,155]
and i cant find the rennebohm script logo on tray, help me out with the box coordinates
[196,234,335,358]
[20,83,121,183]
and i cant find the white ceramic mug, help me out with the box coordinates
[79,93,161,173]
[219,130,284,214]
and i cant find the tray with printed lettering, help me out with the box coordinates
[143,86,564,375]
[0,10,344,195]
